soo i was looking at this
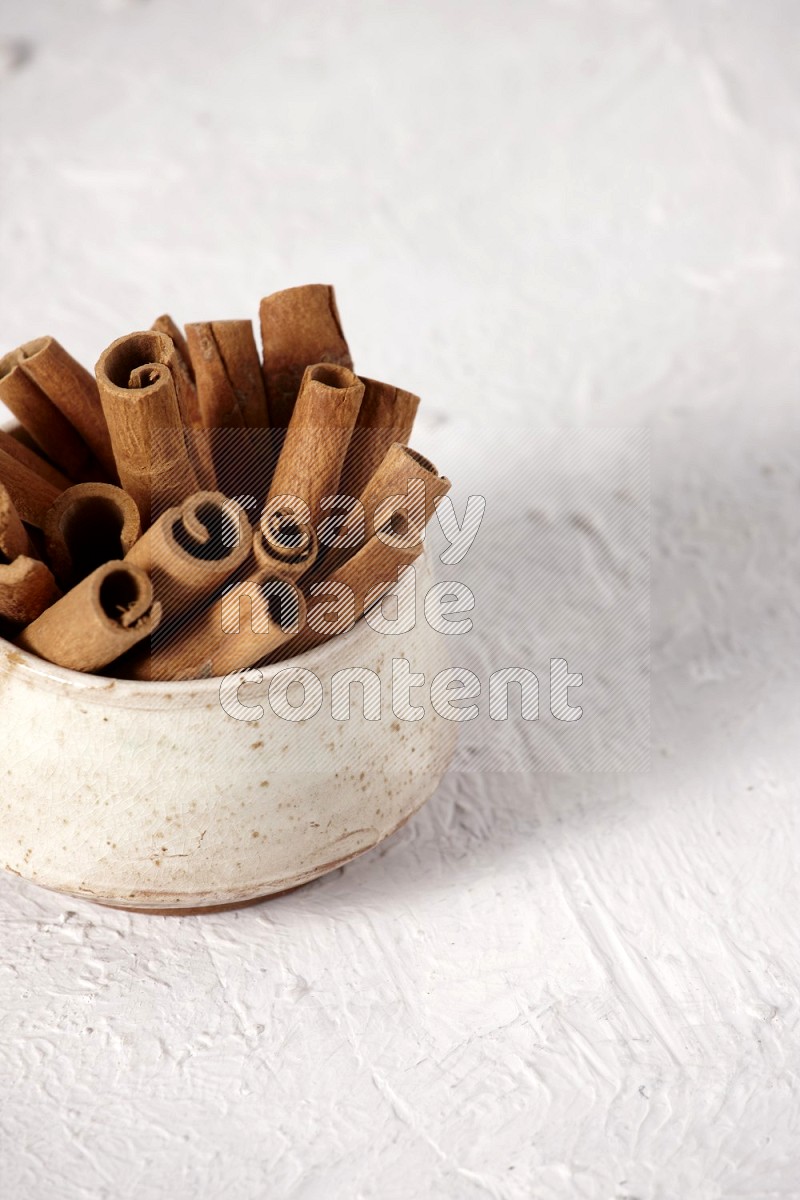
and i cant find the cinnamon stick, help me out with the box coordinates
[259,285,353,428]
[186,320,271,498]
[146,316,200,424]
[44,482,142,587]
[151,314,194,383]
[275,464,450,661]
[0,337,112,480]
[0,483,35,562]
[317,444,450,574]
[0,446,63,529]
[126,575,305,681]
[16,561,160,673]
[187,320,268,431]
[125,491,252,623]
[148,321,218,488]
[266,363,364,528]
[95,331,200,524]
[253,514,319,583]
[0,557,59,627]
[273,532,423,661]
[337,378,420,503]
[0,430,71,492]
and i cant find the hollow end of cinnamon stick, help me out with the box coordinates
[313,442,450,580]
[99,564,153,629]
[394,445,438,476]
[98,328,199,426]
[197,575,306,679]
[170,492,250,565]
[255,511,319,581]
[266,362,365,529]
[95,331,200,524]
[305,361,348,386]
[99,331,174,394]
[44,482,142,587]
[126,491,252,625]
[15,560,161,674]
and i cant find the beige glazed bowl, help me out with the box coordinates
[0,546,456,912]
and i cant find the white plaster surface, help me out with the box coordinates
[1,1,799,1196]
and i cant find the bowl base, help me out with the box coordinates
[95,883,304,917]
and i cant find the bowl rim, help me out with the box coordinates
[0,543,435,701]
[0,604,372,696]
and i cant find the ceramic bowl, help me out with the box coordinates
[0,545,455,912]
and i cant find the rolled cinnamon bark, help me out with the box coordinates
[151,314,194,383]
[266,363,364,529]
[274,465,450,661]
[44,482,142,587]
[259,285,353,428]
[187,320,268,431]
[95,331,199,524]
[148,315,200,428]
[16,560,160,673]
[186,320,271,498]
[0,337,112,480]
[125,491,252,623]
[337,378,420,504]
[316,444,450,575]
[0,446,63,529]
[0,483,35,562]
[0,557,59,627]
[148,321,217,488]
[0,430,71,492]
[126,574,305,681]
[253,513,319,583]
[272,532,423,661]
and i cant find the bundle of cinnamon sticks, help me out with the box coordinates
[0,286,450,680]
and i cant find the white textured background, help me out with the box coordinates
[1,2,800,1197]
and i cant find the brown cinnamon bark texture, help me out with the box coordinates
[253,515,319,583]
[337,378,420,504]
[151,315,195,383]
[259,285,353,428]
[186,320,270,498]
[16,560,160,673]
[0,430,71,492]
[187,320,268,431]
[0,337,113,480]
[275,465,450,661]
[95,331,200,525]
[125,491,252,623]
[126,574,305,681]
[266,363,364,528]
[318,444,450,574]
[45,483,142,587]
[272,533,422,661]
[148,316,201,429]
[0,557,59,627]
[0,483,35,562]
[0,446,63,529]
